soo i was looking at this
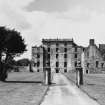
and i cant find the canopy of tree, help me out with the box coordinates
[16,58,30,66]
[0,26,27,81]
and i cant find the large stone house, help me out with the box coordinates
[32,38,105,73]
[82,39,105,73]
[31,45,43,72]
[31,38,83,73]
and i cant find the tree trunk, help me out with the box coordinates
[0,53,9,81]
[0,63,7,81]
[0,54,4,81]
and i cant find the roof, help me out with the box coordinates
[42,38,74,43]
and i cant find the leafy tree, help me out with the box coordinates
[0,26,26,81]
[16,58,30,66]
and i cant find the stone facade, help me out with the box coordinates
[31,45,43,72]
[32,38,83,73]
[32,38,105,73]
[82,39,105,74]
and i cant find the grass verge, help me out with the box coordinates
[65,72,105,105]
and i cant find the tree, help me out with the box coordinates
[16,58,30,66]
[0,26,26,81]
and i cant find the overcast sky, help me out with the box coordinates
[0,0,105,59]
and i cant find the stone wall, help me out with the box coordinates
[31,46,43,72]
[32,39,105,74]
[83,39,105,74]
[42,39,83,73]
[31,39,83,73]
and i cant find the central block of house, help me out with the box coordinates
[32,38,83,73]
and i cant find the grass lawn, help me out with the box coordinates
[0,71,48,105]
[65,72,105,105]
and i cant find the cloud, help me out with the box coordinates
[26,0,71,12]
[1,0,105,59]
[54,6,91,22]
[0,0,32,30]
[25,0,105,22]
[26,0,105,13]
[0,0,33,59]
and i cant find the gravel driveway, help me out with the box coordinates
[41,73,99,105]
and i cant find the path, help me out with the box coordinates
[41,73,100,105]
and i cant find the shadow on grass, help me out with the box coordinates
[87,83,95,86]
[51,82,67,86]
[4,81,42,84]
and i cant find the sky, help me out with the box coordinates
[0,0,105,59]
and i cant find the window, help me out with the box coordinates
[64,62,67,67]
[75,47,77,52]
[64,54,67,58]
[48,47,50,52]
[101,63,104,68]
[37,69,39,72]
[56,62,59,67]
[64,48,67,52]
[87,63,89,68]
[75,61,77,67]
[37,54,40,58]
[86,70,88,74]
[34,63,36,67]
[56,54,59,59]
[64,69,67,72]
[56,43,59,46]
[96,61,99,68]
[47,62,50,66]
[87,52,89,57]
[64,42,67,46]
[46,61,50,66]
[48,54,50,59]
[37,61,40,67]
[74,54,77,58]
[56,48,59,52]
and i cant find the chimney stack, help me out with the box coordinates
[89,39,94,45]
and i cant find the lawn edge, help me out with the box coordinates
[64,73,100,104]
[38,84,49,105]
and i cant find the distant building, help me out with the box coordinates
[99,44,105,60]
[32,38,105,73]
[83,39,105,73]
[31,45,43,72]
[31,38,83,73]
